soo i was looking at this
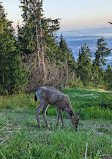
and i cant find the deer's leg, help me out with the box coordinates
[56,108,64,127]
[60,112,64,127]
[56,112,60,127]
[42,105,50,128]
[36,103,45,127]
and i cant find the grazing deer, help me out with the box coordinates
[34,86,81,131]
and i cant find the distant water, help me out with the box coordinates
[57,27,112,67]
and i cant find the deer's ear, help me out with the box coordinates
[77,110,81,116]
[72,115,75,119]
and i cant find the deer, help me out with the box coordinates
[34,86,81,131]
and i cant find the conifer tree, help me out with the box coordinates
[18,0,60,57]
[18,0,60,79]
[58,34,70,60]
[0,3,28,94]
[58,35,76,80]
[58,35,76,65]
[77,44,92,86]
[104,65,112,89]
[94,38,111,67]
[92,38,111,87]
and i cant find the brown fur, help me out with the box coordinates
[35,86,81,131]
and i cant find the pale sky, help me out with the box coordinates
[1,0,112,31]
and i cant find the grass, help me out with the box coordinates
[0,88,112,158]
[0,109,112,159]
[63,88,112,109]
[62,88,112,120]
[0,88,112,119]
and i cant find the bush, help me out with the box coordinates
[80,107,112,120]
[67,80,84,88]
[99,94,112,109]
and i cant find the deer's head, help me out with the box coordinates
[71,110,81,131]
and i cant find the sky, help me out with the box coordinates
[1,0,112,31]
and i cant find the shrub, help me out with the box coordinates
[67,80,84,88]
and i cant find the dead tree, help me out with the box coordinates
[33,6,41,67]
[38,0,47,79]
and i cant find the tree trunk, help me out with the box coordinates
[36,23,41,67]
[33,7,41,67]
[38,0,47,79]
[65,61,68,81]
[72,71,75,80]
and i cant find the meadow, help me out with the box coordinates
[0,88,112,159]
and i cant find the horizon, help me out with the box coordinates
[1,0,112,32]
[57,26,112,38]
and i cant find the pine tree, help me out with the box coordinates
[18,0,60,79]
[92,38,111,87]
[57,34,70,61]
[94,38,111,67]
[77,44,92,86]
[18,0,60,57]
[104,65,112,89]
[0,3,28,95]
[57,34,76,81]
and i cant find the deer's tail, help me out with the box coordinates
[34,94,38,102]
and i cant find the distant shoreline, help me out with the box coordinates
[57,27,112,69]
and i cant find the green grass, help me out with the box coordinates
[63,88,112,109]
[0,88,112,158]
[0,88,112,119]
[0,109,112,159]
[62,88,112,120]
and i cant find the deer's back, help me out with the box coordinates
[35,86,64,105]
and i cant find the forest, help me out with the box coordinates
[0,0,112,96]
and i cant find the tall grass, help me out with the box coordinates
[0,93,36,109]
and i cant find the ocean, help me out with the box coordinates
[58,27,112,68]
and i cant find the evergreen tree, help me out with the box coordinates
[94,38,111,67]
[104,65,112,89]
[57,34,70,61]
[57,34,76,80]
[77,44,92,86]
[0,3,28,95]
[92,38,111,87]
[18,0,60,57]
[58,35,76,67]
[18,0,60,80]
